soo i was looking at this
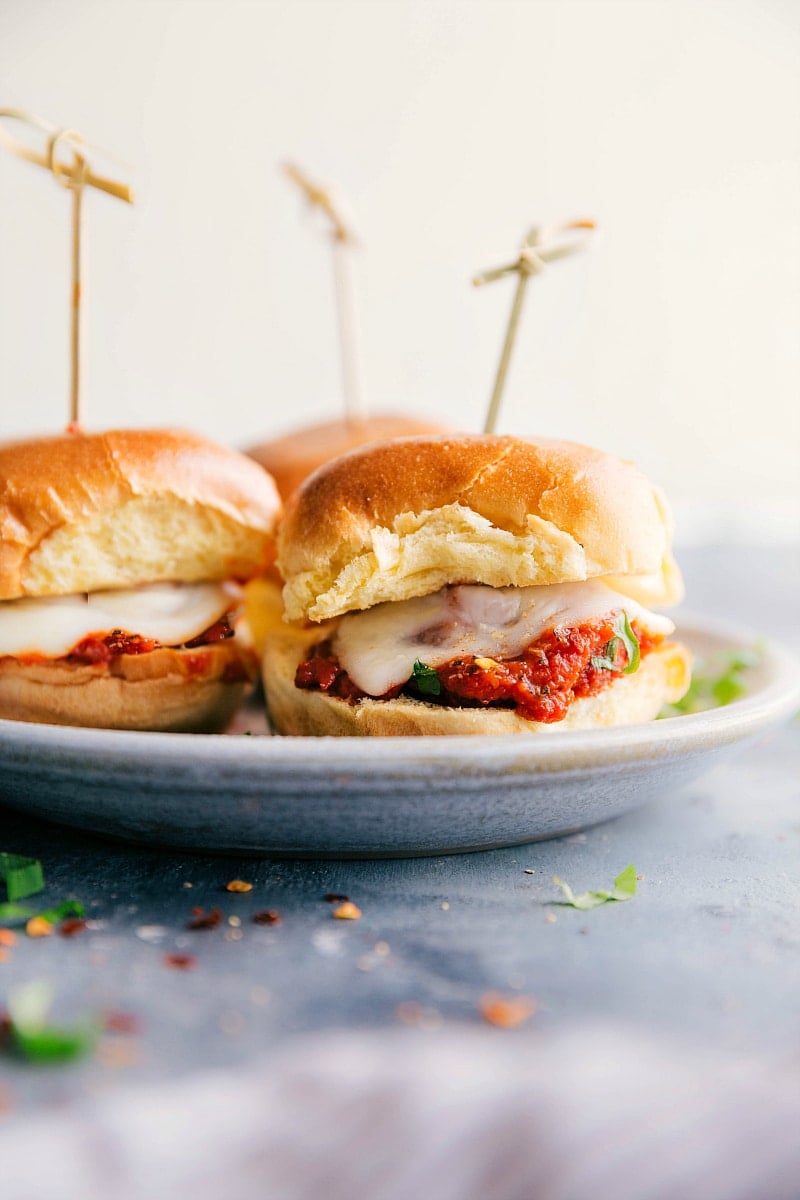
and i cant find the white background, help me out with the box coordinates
[1,0,798,536]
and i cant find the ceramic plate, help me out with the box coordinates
[0,617,798,857]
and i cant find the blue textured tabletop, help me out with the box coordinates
[0,544,798,1116]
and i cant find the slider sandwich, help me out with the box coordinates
[264,434,691,735]
[0,428,281,731]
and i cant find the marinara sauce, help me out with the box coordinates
[64,614,236,666]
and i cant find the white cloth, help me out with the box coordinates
[3,1025,799,1200]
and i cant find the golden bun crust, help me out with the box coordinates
[247,415,449,501]
[262,623,692,737]
[278,435,683,622]
[0,428,282,601]
[0,639,257,732]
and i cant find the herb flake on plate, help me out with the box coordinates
[5,981,96,1063]
[552,864,638,910]
[0,853,44,903]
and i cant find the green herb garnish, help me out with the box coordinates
[590,611,640,675]
[0,903,36,923]
[616,611,640,673]
[552,864,638,910]
[0,853,44,902]
[661,646,761,716]
[412,659,442,697]
[37,899,86,925]
[6,981,96,1063]
[0,854,84,927]
[0,898,84,927]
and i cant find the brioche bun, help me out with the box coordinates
[247,414,449,502]
[278,434,683,622]
[0,428,281,601]
[262,621,692,737]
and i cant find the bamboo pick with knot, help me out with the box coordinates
[0,107,134,431]
[474,219,595,435]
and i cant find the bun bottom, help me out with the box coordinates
[263,625,692,736]
[0,640,257,733]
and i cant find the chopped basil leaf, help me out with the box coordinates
[38,899,85,925]
[590,612,639,674]
[552,864,638,910]
[662,645,761,716]
[0,903,36,923]
[591,636,621,671]
[412,659,442,697]
[11,1025,95,1063]
[0,853,44,902]
[616,611,640,674]
[6,981,96,1063]
[0,898,84,928]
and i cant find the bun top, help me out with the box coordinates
[278,434,683,621]
[247,414,449,501]
[0,428,282,600]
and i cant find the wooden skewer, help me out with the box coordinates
[474,219,596,435]
[283,161,365,426]
[0,108,134,431]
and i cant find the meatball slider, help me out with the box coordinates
[264,434,690,735]
[0,428,281,731]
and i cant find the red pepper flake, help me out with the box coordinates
[59,918,88,938]
[0,1014,11,1046]
[479,992,537,1028]
[103,1011,141,1034]
[186,907,222,930]
[324,892,349,903]
[252,909,281,926]
[0,930,17,948]
[164,953,196,970]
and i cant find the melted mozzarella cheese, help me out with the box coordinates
[332,581,674,697]
[0,582,240,658]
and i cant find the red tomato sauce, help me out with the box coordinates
[295,619,660,723]
[64,614,236,665]
[67,631,158,664]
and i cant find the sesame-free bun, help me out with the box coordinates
[0,640,256,732]
[247,414,449,502]
[262,621,692,737]
[278,434,683,622]
[0,428,282,601]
